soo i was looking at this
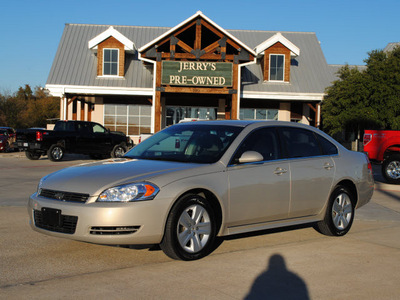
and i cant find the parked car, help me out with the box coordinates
[0,126,16,151]
[16,120,133,161]
[364,129,400,183]
[28,121,374,260]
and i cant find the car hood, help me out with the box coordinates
[40,158,204,195]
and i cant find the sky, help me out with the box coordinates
[1,0,399,93]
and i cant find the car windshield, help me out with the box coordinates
[125,124,243,163]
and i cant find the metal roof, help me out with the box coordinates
[46,23,336,98]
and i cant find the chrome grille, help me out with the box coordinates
[39,189,89,203]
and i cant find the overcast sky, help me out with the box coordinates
[1,0,398,93]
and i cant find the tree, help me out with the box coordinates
[0,84,59,129]
[322,46,400,137]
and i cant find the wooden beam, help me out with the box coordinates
[307,103,317,113]
[195,20,201,50]
[177,40,194,54]
[202,40,221,54]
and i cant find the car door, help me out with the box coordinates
[278,127,336,218]
[227,127,290,227]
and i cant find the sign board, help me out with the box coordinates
[162,61,233,87]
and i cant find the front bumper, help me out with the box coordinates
[28,192,169,245]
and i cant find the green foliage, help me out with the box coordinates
[322,47,400,136]
[0,85,59,129]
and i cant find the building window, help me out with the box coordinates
[269,54,284,81]
[103,49,119,76]
[104,104,151,135]
[240,108,278,120]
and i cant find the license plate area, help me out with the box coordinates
[41,207,62,227]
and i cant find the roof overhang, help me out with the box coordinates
[88,26,136,52]
[138,11,256,57]
[254,32,300,57]
[242,90,324,101]
[45,84,153,97]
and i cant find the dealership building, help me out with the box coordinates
[46,11,336,142]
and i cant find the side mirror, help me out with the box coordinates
[238,151,263,163]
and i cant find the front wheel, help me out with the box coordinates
[25,151,41,160]
[314,186,355,236]
[47,144,65,161]
[382,154,400,184]
[160,194,216,260]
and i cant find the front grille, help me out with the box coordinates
[90,226,140,235]
[39,189,89,203]
[34,210,78,234]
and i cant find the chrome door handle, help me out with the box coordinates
[324,162,334,170]
[274,167,288,175]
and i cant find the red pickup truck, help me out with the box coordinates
[364,130,400,183]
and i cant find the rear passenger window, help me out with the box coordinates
[317,135,338,155]
[279,127,322,158]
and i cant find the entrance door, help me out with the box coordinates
[165,106,217,126]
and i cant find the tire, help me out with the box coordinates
[314,186,355,236]
[25,151,41,160]
[47,144,65,161]
[382,154,400,184]
[160,194,216,260]
[111,144,127,158]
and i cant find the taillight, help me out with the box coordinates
[363,133,372,146]
[36,131,43,142]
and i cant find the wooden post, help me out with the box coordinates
[155,60,162,132]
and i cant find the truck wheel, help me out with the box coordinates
[382,154,400,184]
[47,144,65,161]
[25,151,41,160]
[111,144,127,158]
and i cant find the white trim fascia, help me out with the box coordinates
[242,91,325,101]
[254,32,300,57]
[45,84,153,97]
[138,11,256,57]
[138,53,157,133]
[88,26,135,51]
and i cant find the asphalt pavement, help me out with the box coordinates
[0,152,399,299]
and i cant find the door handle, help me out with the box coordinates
[274,167,288,175]
[324,162,334,170]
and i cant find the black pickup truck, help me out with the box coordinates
[16,121,133,161]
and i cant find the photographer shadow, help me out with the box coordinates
[245,254,310,300]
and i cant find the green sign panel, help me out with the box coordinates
[161,61,233,87]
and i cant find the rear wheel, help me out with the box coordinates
[160,194,216,260]
[47,144,64,161]
[111,144,127,158]
[314,185,355,236]
[25,151,41,160]
[382,154,400,184]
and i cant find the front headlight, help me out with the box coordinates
[97,182,159,202]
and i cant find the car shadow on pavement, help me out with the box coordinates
[244,254,310,300]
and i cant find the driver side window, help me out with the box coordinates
[231,127,281,164]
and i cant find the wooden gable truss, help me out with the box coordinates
[140,15,255,131]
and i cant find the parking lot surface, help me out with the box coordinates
[0,153,399,299]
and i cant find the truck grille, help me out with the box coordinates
[39,189,89,203]
[34,210,78,234]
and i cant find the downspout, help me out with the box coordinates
[237,59,257,119]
